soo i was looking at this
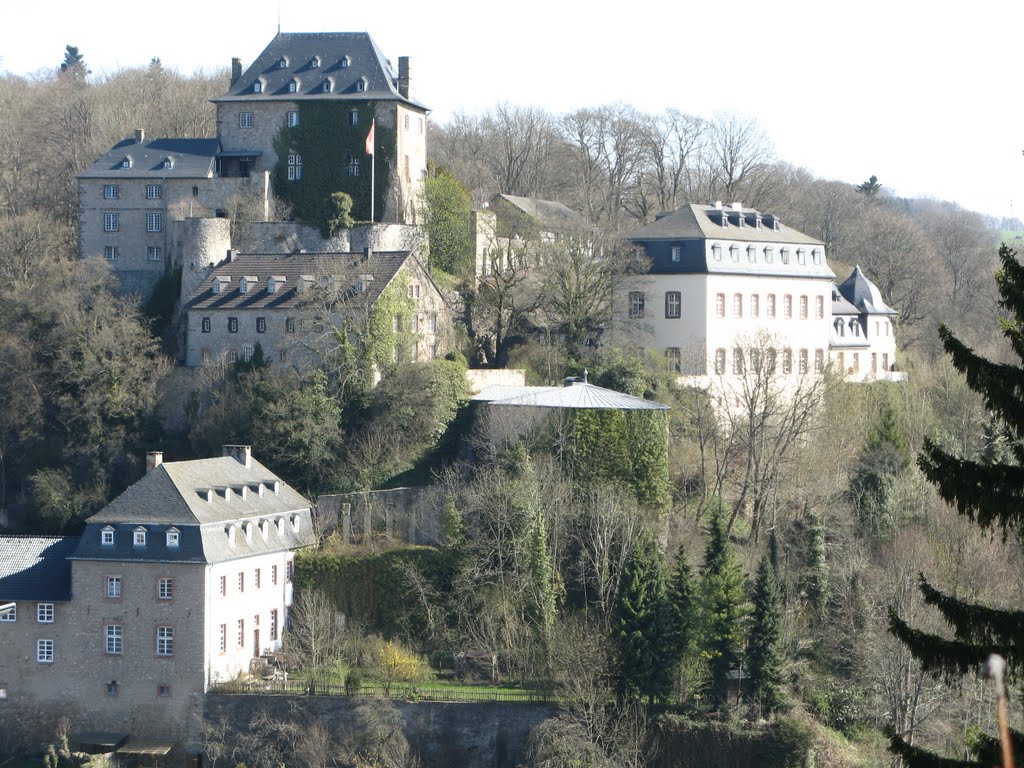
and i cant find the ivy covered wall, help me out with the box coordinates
[273,102,395,233]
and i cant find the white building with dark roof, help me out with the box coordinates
[0,446,315,758]
[619,202,902,383]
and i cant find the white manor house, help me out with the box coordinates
[619,202,901,384]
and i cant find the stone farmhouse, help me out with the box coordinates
[618,202,902,383]
[184,246,450,369]
[0,446,315,758]
[79,31,427,299]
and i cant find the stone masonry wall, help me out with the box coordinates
[204,694,556,768]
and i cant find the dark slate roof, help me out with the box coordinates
[0,536,78,601]
[831,284,860,316]
[837,266,898,315]
[73,455,315,564]
[79,138,220,179]
[186,250,413,309]
[629,203,824,246]
[490,194,589,232]
[215,32,426,110]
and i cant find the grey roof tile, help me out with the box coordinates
[473,381,669,410]
[79,138,220,179]
[491,194,589,232]
[837,266,898,315]
[186,250,412,309]
[0,535,78,601]
[215,32,426,110]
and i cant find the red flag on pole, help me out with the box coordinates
[365,120,375,155]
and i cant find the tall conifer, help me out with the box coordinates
[889,245,1024,765]
[747,556,787,717]
[700,508,748,708]
[613,531,669,703]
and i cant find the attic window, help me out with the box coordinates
[291,515,301,533]
[812,249,821,265]
[780,248,790,265]
[244,522,253,543]
[259,520,269,539]
[166,528,180,548]
[729,245,739,262]
[133,527,147,547]
[227,525,236,546]
[288,79,298,93]
[711,244,722,261]
[755,215,763,229]
[355,274,374,293]
[121,156,132,169]
[272,480,280,495]
[340,56,350,68]
[101,526,115,546]
[356,77,367,92]
[322,80,332,93]
[238,485,248,500]
[276,517,285,535]
[278,57,289,69]
[199,488,213,503]
[310,56,320,68]
[747,245,757,263]
[162,157,173,170]
[797,248,806,265]
[253,81,263,93]
[764,247,774,263]
[267,276,285,293]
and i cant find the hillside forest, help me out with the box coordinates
[2,50,1024,767]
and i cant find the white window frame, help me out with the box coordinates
[628,291,645,319]
[349,109,359,126]
[103,184,119,199]
[666,347,681,373]
[146,213,162,233]
[239,111,254,128]
[147,246,162,261]
[287,111,299,128]
[665,291,681,319]
[104,246,119,261]
[101,527,115,546]
[37,639,53,663]
[37,603,53,623]
[158,578,173,600]
[0,605,15,622]
[256,317,266,334]
[134,528,147,546]
[103,213,119,232]
[166,529,179,547]
[228,317,238,333]
[348,156,360,176]
[106,576,122,598]
[241,344,254,363]
[156,626,173,656]
[146,184,162,199]
[288,153,302,181]
[106,624,122,655]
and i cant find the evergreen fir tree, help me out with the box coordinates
[804,513,829,621]
[664,542,697,689]
[525,508,556,644]
[699,508,748,709]
[612,531,670,703]
[747,556,787,717]
[889,245,1024,765]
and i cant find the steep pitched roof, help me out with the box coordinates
[0,536,79,601]
[72,454,314,564]
[215,32,426,110]
[186,250,413,309]
[490,194,589,232]
[831,284,860,316]
[837,266,898,316]
[628,203,824,246]
[79,138,220,179]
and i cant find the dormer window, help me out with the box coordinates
[166,528,180,548]
[297,275,314,293]
[711,244,722,261]
[720,212,729,228]
[322,80,333,93]
[797,248,806,265]
[121,156,132,169]
[291,515,301,533]
[244,522,253,543]
[259,520,269,539]
[340,56,351,68]
[356,77,367,92]
[812,249,821,265]
[227,525,236,546]
[773,219,780,231]
[729,245,739,262]
[747,245,757,263]
[212,276,231,294]
[239,276,257,294]
[764,247,774,263]
[162,157,173,170]
[355,274,373,293]
[310,56,321,68]
[671,246,681,263]
[276,517,285,535]
[267,276,285,293]
[736,213,745,228]
[835,318,845,336]
[755,215,763,229]
[253,80,263,93]
[133,527,147,547]
[780,248,790,265]
[288,78,299,93]
[101,526,115,546]
[278,57,289,69]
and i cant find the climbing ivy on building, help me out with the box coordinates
[363,271,417,375]
[273,102,395,234]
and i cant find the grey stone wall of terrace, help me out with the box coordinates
[204,694,557,768]
[319,485,445,546]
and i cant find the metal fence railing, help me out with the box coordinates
[208,678,557,704]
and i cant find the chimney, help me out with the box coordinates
[397,56,411,99]
[231,57,242,87]
[222,444,252,469]
[364,245,373,260]
[146,451,163,473]
[134,128,145,144]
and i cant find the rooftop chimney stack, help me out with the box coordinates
[146,451,163,473]
[397,56,410,99]
[222,445,252,469]
[135,128,145,144]
[231,57,243,87]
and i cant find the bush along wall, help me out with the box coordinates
[273,102,395,234]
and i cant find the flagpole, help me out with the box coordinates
[368,119,376,223]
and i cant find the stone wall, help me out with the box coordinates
[318,486,445,546]
[204,694,556,768]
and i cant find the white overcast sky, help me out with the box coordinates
[3,0,1022,221]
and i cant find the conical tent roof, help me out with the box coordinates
[472,378,668,410]
[837,266,898,315]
